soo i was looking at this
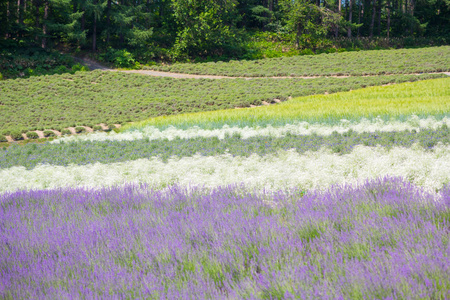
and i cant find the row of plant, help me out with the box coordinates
[0,125,119,143]
[2,177,449,298]
[51,115,447,144]
[2,126,449,170]
[148,46,450,77]
[1,71,445,134]
[1,144,449,193]
[124,78,450,131]
[1,72,449,298]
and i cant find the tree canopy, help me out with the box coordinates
[1,0,449,60]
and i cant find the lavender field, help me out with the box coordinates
[1,177,449,299]
[1,78,449,299]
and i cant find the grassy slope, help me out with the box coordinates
[151,46,450,77]
[0,70,443,134]
[124,77,450,130]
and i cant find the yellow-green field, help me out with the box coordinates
[123,77,450,130]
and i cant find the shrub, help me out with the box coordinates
[43,130,56,137]
[0,135,7,142]
[101,48,136,68]
[75,126,86,133]
[0,72,3,81]
[71,63,90,72]
[26,131,39,139]
[61,129,71,135]
[93,125,103,131]
[10,131,24,140]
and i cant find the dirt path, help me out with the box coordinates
[75,57,450,79]
[73,57,112,71]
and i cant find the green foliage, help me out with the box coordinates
[26,132,39,139]
[72,63,90,72]
[61,129,72,135]
[0,46,83,80]
[0,72,3,81]
[0,135,7,142]
[10,131,24,141]
[100,48,137,69]
[93,125,103,131]
[43,130,56,138]
[75,127,86,134]
[170,0,244,59]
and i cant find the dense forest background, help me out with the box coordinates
[1,0,449,65]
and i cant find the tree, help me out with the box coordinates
[280,0,342,50]
[171,0,242,58]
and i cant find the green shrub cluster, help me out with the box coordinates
[10,131,24,140]
[0,47,85,80]
[0,71,444,134]
[61,129,72,135]
[43,130,56,137]
[75,127,86,133]
[26,132,39,139]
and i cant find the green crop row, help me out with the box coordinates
[2,125,449,170]
[148,46,450,77]
[0,71,445,135]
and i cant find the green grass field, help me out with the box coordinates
[0,70,443,135]
[149,46,450,77]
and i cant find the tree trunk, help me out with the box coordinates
[106,0,111,44]
[92,4,97,52]
[17,0,23,25]
[348,0,353,37]
[42,0,48,49]
[386,0,391,38]
[358,0,362,37]
[81,6,85,32]
[34,0,40,42]
[377,0,382,36]
[409,0,415,34]
[6,1,11,38]
[369,0,376,37]
[335,0,341,37]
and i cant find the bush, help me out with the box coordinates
[101,48,136,68]
[0,72,3,81]
[75,126,86,133]
[107,124,116,131]
[71,63,90,72]
[0,135,7,142]
[43,130,56,137]
[93,125,103,131]
[26,131,39,139]
[61,129,71,135]
[10,131,24,140]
